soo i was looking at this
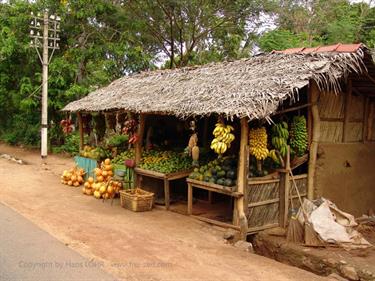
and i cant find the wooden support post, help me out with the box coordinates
[343,79,352,142]
[279,147,290,228]
[234,117,249,240]
[308,90,313,146]
[77,112,84,151]
[135,114,145,187]
[187,182,193,215]
[307,81,321,200]
[164,179,170,210]
[135,114,145,166]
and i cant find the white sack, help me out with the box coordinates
[310,201,351,243]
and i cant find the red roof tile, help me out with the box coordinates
[273,43,363,54]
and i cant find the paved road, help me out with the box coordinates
[0,203,117,281]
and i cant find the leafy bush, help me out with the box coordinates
[52,133,80,155]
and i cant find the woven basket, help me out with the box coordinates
[119,188,154,212]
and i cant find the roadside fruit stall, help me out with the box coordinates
[61,44,375,238]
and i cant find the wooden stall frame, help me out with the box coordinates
[279,147,290,228]
[235,117,249,239]
[186,178,243,229]
[77,111,84,151]
[246,174,308,234]
[135,167,192,210]
[307,81,321,200]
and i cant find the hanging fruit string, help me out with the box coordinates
[249,127,269,172]
[210,119,235,155]
[290,116,308,156]
[271,121,289,157]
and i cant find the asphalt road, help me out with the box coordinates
[0,203,117,281]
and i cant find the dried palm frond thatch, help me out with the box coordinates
[62,46,370,121]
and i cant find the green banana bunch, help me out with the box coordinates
[271,122,289,157]
[249,127,269,160]
[211,123,235,155]
[290,116,308,156]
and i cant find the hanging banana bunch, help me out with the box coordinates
[290,116,308,156]
[210,122,235,155]
[249,127,269,160]
[271,122,289,157]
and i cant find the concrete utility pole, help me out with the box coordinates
[30,10,60,159]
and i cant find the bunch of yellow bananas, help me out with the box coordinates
[210,123,235,155]
[249,127,269,160]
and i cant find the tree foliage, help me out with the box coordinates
[259,0,375,52]
[0,0,152,146]
[0,0,373,147]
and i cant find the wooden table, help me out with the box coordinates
[186,178,243,229]
[134,167,192,210]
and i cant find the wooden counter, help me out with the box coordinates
[134,167,192,210]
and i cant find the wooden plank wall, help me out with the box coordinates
[247,180,280,229]
[246,175,307,232]
[319,91,364,142]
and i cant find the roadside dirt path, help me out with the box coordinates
[0,143,327,281]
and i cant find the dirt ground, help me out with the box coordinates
[0,143,327,281]
[254,230,375,280]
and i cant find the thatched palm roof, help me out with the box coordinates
[63,45,371,121]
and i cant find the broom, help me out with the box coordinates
[289,169,321,246]
[286,183,304,243]
[284,145,304,243]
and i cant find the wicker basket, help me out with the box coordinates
[119,188,154,212]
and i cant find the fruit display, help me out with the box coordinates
[249,127,269,160]
[92,180,122,199]
[290,116,308,156]
[210,123,235,155]
[187,133,199,156]
[111,149,135,165]
[94,158,114,182]
[82,158,122,199]
[122,119,137,135]
[106,134,128,147]
[82,176,95,195]
[188,156,237,186]
[80,145,110,160]
[122,119,139,144]
[139,150,192,174]
[61,166,85,187]
[60,119,73,134]
[271,122,289,157]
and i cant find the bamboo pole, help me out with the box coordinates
[234,117,249,240]
[77,112,84,151]
[307,81,321,200]
[279,146,290,228]
[308,90,313,146]
[135,114,145,166]
[135,114,146,187]
[343,79,352,142]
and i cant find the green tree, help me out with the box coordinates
[122,0,272,68]
[0,0,152,146]
[259,0,375,51]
